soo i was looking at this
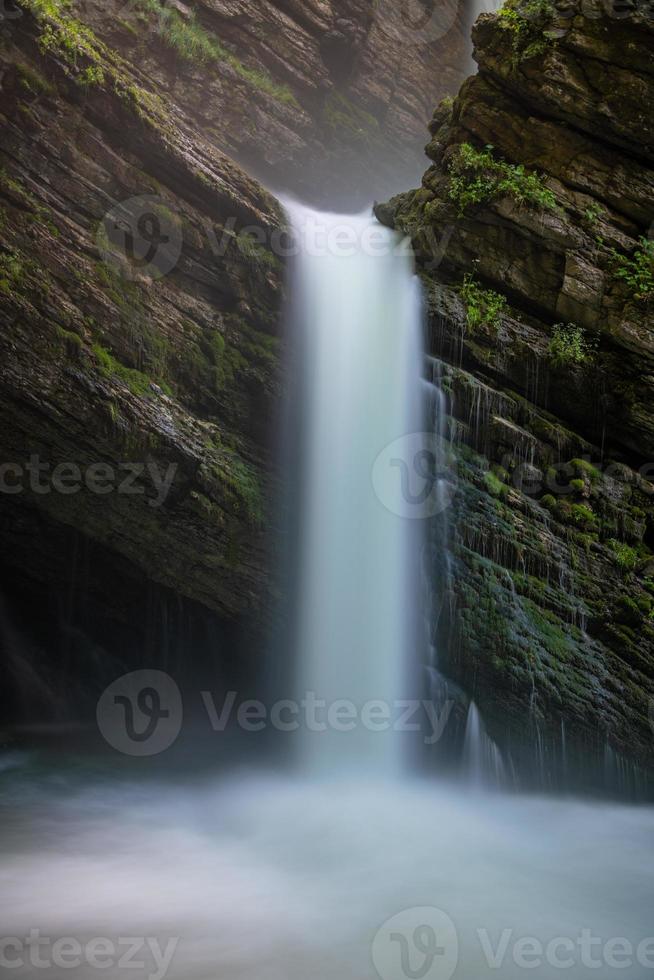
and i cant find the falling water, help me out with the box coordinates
[285,202,424,775]
[1,197,654,980]
[463,700,507,788]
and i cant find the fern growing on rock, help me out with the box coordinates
[447,143,557,217]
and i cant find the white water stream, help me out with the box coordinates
[1,206,653,980]
[287,203,423,774]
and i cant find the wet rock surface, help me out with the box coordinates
[73,0,468,210]
[0,2,287,697]
[379,4,654,781]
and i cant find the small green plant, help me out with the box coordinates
[460,273,508,334]
[498,0,556,66]
[610,237,654,303]
[448,143,557,217]
[0,247,47,296]
[484,470,508,498]
[570,503,597,530]
[547,323,595,367]
[235,232,278,271]
[569,478,585,493]
[583,201,605,227]
[36,15,100,69]
[607,539,639,572]
[541,493,557,511]
[77,65,105,87]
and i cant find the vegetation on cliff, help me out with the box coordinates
[377,2,654,778]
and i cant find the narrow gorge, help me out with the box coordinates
[1,2,654,977]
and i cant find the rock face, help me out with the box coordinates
[0,0,288,715]
[0,0,467,720]
[71,0,468,210]
[377,2,654,786]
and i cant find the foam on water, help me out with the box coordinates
[2,772,653,979]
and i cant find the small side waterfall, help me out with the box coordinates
[286,202,424,776]
[463,701,506,788]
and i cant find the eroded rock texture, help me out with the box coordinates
[0,0,288,711]
[76,0,468,210]
[0,0,468,719]
[378,3,654,787]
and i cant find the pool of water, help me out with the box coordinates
[1,757,653,980]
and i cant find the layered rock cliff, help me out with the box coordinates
[0,0,468,719]
[0,0,288,714]
[54,0,468,210]
[377,1,654,786]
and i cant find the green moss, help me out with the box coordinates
[548,323,596,367]
[0,248,26,294]
[323,90,380,145]
[569,478,585,493]
[15,61,55,96]
[570,458,601,483]
[18,0,175,128]
[93,342,149,395]
[460,273,508,334]
[616,595,647,628]
[541,493,557,511]
[0,245,49,298]
[218,450,263,527]
[484,470,509,499]
[236,231,279,271]
[92,342,162,397]
[448,142,557,216]
[497,0,556,68]
[133,0,298,105]
[570,503,597,530]
[56,325,83,354]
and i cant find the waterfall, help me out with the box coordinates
[463,700,506,788]
[285,202,424,776]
